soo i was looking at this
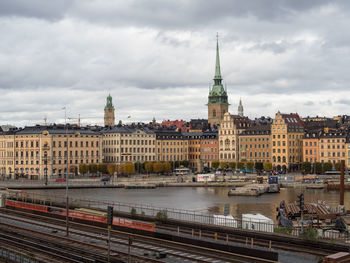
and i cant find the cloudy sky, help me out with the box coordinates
[1,0,349,127]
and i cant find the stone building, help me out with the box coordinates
[218,112,252,163]
[271,112,304,171]
[239,124,271,164]
[104,94,115,127]
[207,37,229,127]
[183,132,202,170]
[303,131,320,163]
[319,130,347,167]
[0,125,102,179]
[200,130,219,169]
[155,129,188,162]
[102,125,156,164]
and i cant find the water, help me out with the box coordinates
[27,186,350,222]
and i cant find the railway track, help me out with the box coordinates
[156,224,338,257]
[0,208,277,263]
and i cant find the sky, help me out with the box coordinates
[0,0,349,127]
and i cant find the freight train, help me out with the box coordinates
[5,199,155,232]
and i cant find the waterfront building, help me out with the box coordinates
[303,131,320,163]
[218,112,252,163]
[346,138,350,169]
[184,132,202,170]
[155,129,188,162]
[239,124,271,164]
[0,125,102,179]
[102,125,156,164]
[319,130,347,167]
[207,37,229,127]
[104,94,115,127]
[271,112,304,171]
[200,130,219,169]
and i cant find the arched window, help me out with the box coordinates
[282,156,286,162]
[213,109,216,117]
[225,139,230,146]
[224,153,227,159]
[220,140,223,146]
[228,153,231,159]
[277,156,281,162]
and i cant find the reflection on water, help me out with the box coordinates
[28,187,350,222]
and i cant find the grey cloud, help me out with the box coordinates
[336,99,350,105]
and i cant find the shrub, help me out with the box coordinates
[301,227,318,241]
[156,210,168,223]
[131,207,137,217]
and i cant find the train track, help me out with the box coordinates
[156,223,343,257]
[0,208,277,263]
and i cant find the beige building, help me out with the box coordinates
[155,130,188,162]
[103,126,156,164]
[219,112,252,163]
[239,125,271,164]
[346,139,350,169]
[271,112,304,171]
[319,131,346,167]
[0,125,102,179]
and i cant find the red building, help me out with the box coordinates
[161,120,188,133]
[200,131,219,169]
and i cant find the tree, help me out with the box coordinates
[211,161,219,170]
[246,161,254,170]
[335,162,341,171]
[107,164,116,175]
[98,163,108,174]
[323,162,333,173]
[153,162,163,173]
[144,162,153,173]
[88,164,98,174]
[125,163,135,174]
[162,162,171,173]
[180,160,189,167]
[69,165,77,175]
[264,162,273,171]
[228,162,236,169]
[237,162,245,169]
[220,162,228,169]
[255,162,264,172]
[79,164,88,175]
[315,162,322,174]
[301,162,312,174]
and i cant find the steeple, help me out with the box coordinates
[214,33,222,85]
[104,94,115,126]
[104,94,115,110]
[238,98,244,117]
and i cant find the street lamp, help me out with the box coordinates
[63,106,69,237]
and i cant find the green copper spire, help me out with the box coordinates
[104,94,115,110]
[214,33,222,84]
[208,34,228,105]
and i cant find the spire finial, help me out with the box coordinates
[214,33,222,83]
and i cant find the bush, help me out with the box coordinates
[220,162,228,169]
[228,162,236,169]
[274,227,293,235]
[131,207,137,217]
[301,227,318,241]
[156,210,168,223]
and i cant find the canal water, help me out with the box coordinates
[27,186,350,222]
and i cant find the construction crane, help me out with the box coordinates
[67,114,102,127]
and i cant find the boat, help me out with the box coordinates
[306,183,325,189]
[228,187,261,196]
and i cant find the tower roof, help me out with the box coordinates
[214,34,222,81]
[104,94,115,110]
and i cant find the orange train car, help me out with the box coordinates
[5,200,155,232]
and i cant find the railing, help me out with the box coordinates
[5,191,350,243]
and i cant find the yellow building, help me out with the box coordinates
[239,125,271,164]
[346,139,350,169]
[219,112,252,163]
[103,126,156,164]
[0,125,102,179]
[155,129,188,162]
[319,130,346,167]
[271,112,304,172]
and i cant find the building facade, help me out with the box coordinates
[271,112,304,171]
[155,129,188,162]
[207,38,229,127]
[200,130,219,169]
[319,131,346,167]
[103,126,156,164]
[239,125,271,164]
[303,131,320,163]
[0,125,102,179]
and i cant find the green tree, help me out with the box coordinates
[79,164,88,175]
[69,165,78,175]
[315,162,322,174]
[246,161,254,170]
[334,162,341,171]
[264,162,273,171]
[125,163,135,174]
[237,162,245,169]
[180,160,189,167]
[97,163,108,174]
[162,162,171,173]
[107,164,116,175]
[88,164,98,174]
[220,162,228,169]
[255,162,264,172]
[211,161,219,170]
[144,162,153,173]
[322,162,333,173]
[301,162,312,174]
[228,162,236,169]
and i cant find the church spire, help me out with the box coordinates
[238,98,244,117]
[214,33,222,85]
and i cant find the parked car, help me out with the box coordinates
[101,177,110,182]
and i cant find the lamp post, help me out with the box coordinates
[63,107,69,237]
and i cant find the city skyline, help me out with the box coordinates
[1,1,350,126]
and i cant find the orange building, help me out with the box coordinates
[303,131,320,163]
[200,130,218,169]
